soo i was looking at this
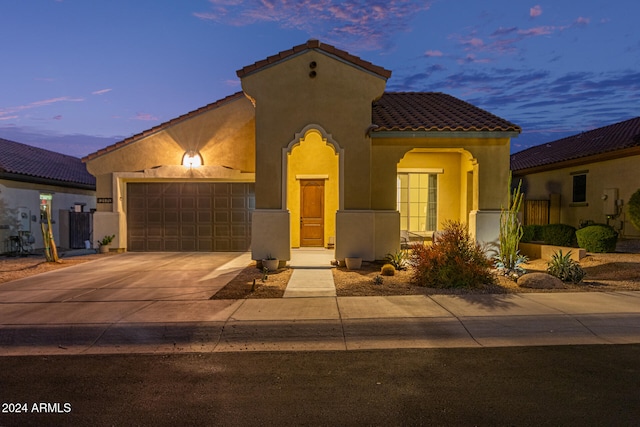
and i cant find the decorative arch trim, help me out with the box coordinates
[282,124,344,210]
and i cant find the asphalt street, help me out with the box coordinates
[1,345,639,426]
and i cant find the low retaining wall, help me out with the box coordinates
[519,242,586,261]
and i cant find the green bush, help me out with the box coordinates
[521,225,543,242]
[547,250,585,283]
[629,189,640,231]
[410,220,494,289]
[380,263,396,276]
[576,224,618,253]
[541,224,577,247]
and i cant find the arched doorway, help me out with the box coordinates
[284,126,341,248]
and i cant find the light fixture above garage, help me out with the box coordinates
[182,150,203,168]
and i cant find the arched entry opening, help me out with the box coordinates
[396,148,476,241]
[284,126,341,248]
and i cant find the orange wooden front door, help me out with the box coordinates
[300,180,324,247]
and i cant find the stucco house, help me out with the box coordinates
[0,138,96,253]
[83,40,520,262]
[511,116,640,238]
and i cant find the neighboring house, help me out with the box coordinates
[511,116,640,238]
[83,40,520,262]
[0,138,96,253]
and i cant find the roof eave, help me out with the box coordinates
[0,171,96,191]
[512,145,640,175]
[236,40,392,80]
[371,130,520,139]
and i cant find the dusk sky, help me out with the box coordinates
[1,0,638,158]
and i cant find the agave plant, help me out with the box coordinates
[385,250,408,271]
[494,251,529,281]
[547,250,586,284]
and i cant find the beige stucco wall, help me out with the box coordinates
[83,96,256,249]
[85,95,256,213]
[515,154,640,238]
[241,49,387,211]
[287,130,339,247]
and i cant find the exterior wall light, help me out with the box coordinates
[182,150,203,168]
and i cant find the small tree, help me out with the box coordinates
[494,174,528,279]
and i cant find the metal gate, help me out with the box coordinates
[69,212,93,249]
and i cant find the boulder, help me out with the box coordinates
[517,272,565,289]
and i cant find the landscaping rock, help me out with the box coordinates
[517,272,565,289]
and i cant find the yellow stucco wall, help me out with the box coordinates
[515,153,640,238]
[287,130,339,247]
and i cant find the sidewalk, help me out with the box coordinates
[1,251,639,356]
[2,291,639,355]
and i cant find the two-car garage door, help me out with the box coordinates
[127,182,254,252]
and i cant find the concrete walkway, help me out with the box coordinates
[283,248,336,298]
[1,252,640,355]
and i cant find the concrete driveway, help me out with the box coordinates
[0,252,250,304]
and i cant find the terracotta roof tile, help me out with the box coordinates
[511,116,640,172]
[82,92,245,162]
[372,92,521,133]
[236,39,392,80]
[0,138,95,188]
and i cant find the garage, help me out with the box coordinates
[127,182,254,252]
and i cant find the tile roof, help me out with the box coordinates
[371,92,521,133]
[236,39,392,80]
[511,116,640,173]
[0,138,95,188]
[83,92,246,161]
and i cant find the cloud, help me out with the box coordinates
[92,88,112,95]
[529,5,542,18]
[53,115,63,120]
[133,112,159,121]
[0,96,84,120]
[574,16,590,26]
[424,50,443,57]
[194,0,431,50]
[517,26,555,36]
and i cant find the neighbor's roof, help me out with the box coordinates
[371,92,521,133]
[236,39,392,80]
[83,92,245,161]
[511,116,640,173]
[0,138,95,189]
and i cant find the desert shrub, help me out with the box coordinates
[380,263,396,276]
[576,224,618,253]
[385,250,408,270]
[629,189,640,231]
[410,220,494,288]
[546,250,585,283]
[372,275,384,285]
[521,225,543,243]
[541,224,577,247]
